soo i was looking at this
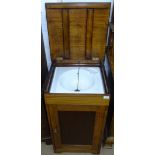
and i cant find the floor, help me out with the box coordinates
[41,142,114,155]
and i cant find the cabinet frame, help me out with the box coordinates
[45,98,108,154]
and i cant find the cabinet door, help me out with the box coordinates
[47,104,107,153]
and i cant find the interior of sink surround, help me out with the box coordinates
[50,67,105,94]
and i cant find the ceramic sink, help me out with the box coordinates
[50,67,105,94]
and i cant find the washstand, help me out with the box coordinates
[44,2,111,154]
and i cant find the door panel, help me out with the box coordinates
[47,104,107,153]
[58,111,95,145]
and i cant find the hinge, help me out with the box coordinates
[92,57,99,61]
[56,57,63,61]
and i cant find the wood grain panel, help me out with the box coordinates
[56,145,95,153]
[55,59,100,65]
[46,5,110,63]
[44,93,110,106]
[47,105,62,149]
[92,9,109,59]
[46,9,64,60]
[46,3,111,9]
[62,9,70,59]
[56,105,102,112]
[92,106,106,153]
[86,9,93,59]
[69,9,87,60]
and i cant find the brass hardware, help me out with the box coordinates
[56,57,63,61]
[92,57,99,61]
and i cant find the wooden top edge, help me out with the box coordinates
[44,92,110,97]
[46,2,111,9]
[54,62,101,67]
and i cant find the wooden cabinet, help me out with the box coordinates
[45,95,109,153]
[44,2,111,154]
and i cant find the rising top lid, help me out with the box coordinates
[46,2,111,64]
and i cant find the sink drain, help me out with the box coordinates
[74,89,80,92]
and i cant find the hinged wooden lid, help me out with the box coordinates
[46,3,110,64]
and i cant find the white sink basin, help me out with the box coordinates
[50,67,105,94]
[59,69,95,91]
